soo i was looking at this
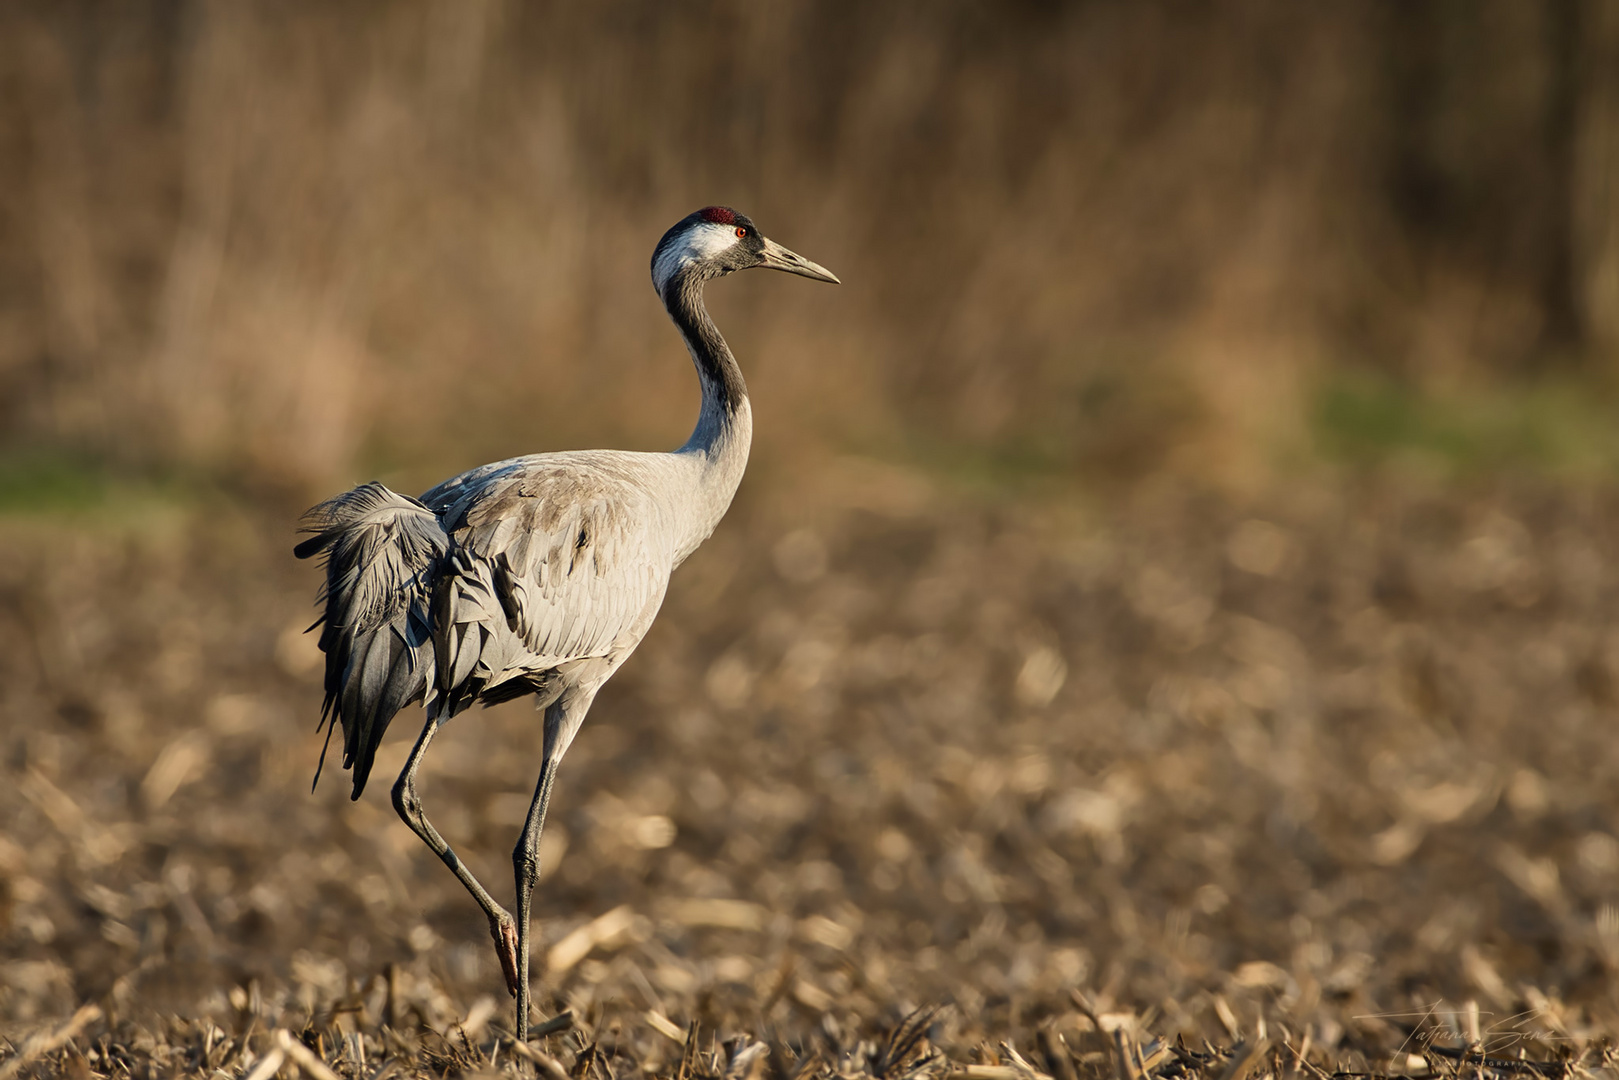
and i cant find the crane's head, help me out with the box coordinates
[652,207,839,297]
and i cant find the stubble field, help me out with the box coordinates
[2,472,1618,1079]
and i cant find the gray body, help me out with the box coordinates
[295,207,835,1040]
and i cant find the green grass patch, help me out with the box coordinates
[1313,371,1619,477]
[0,452,193,527]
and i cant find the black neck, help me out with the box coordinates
[663,268,748,427]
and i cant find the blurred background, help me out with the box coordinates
[7,0,1619,496]
[4,1,1619,1074]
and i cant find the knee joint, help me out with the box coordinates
[391,780,420,819]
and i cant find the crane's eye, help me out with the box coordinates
[735,226,747,239]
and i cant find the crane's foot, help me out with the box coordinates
[490,914,521,998]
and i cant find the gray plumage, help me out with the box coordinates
[295,206,837,1041]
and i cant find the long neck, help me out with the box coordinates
[662,269,753,558]
[665,269,752,465]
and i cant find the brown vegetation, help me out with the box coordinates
[5,2,1619,491]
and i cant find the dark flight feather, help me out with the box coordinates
[295,482,447,798]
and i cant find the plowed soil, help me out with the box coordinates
[2,476,1618,1079]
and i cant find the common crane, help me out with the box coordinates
[295,207,837,1039]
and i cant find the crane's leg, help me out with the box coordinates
[510,747,560,1043]
[509,695,583,1043]
[391,714,523,999]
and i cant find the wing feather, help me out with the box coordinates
[429,460,671,712]
[295,482,447,798]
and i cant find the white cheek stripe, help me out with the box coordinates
[653,221,742,293]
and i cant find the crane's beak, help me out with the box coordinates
[758,237,840,284]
